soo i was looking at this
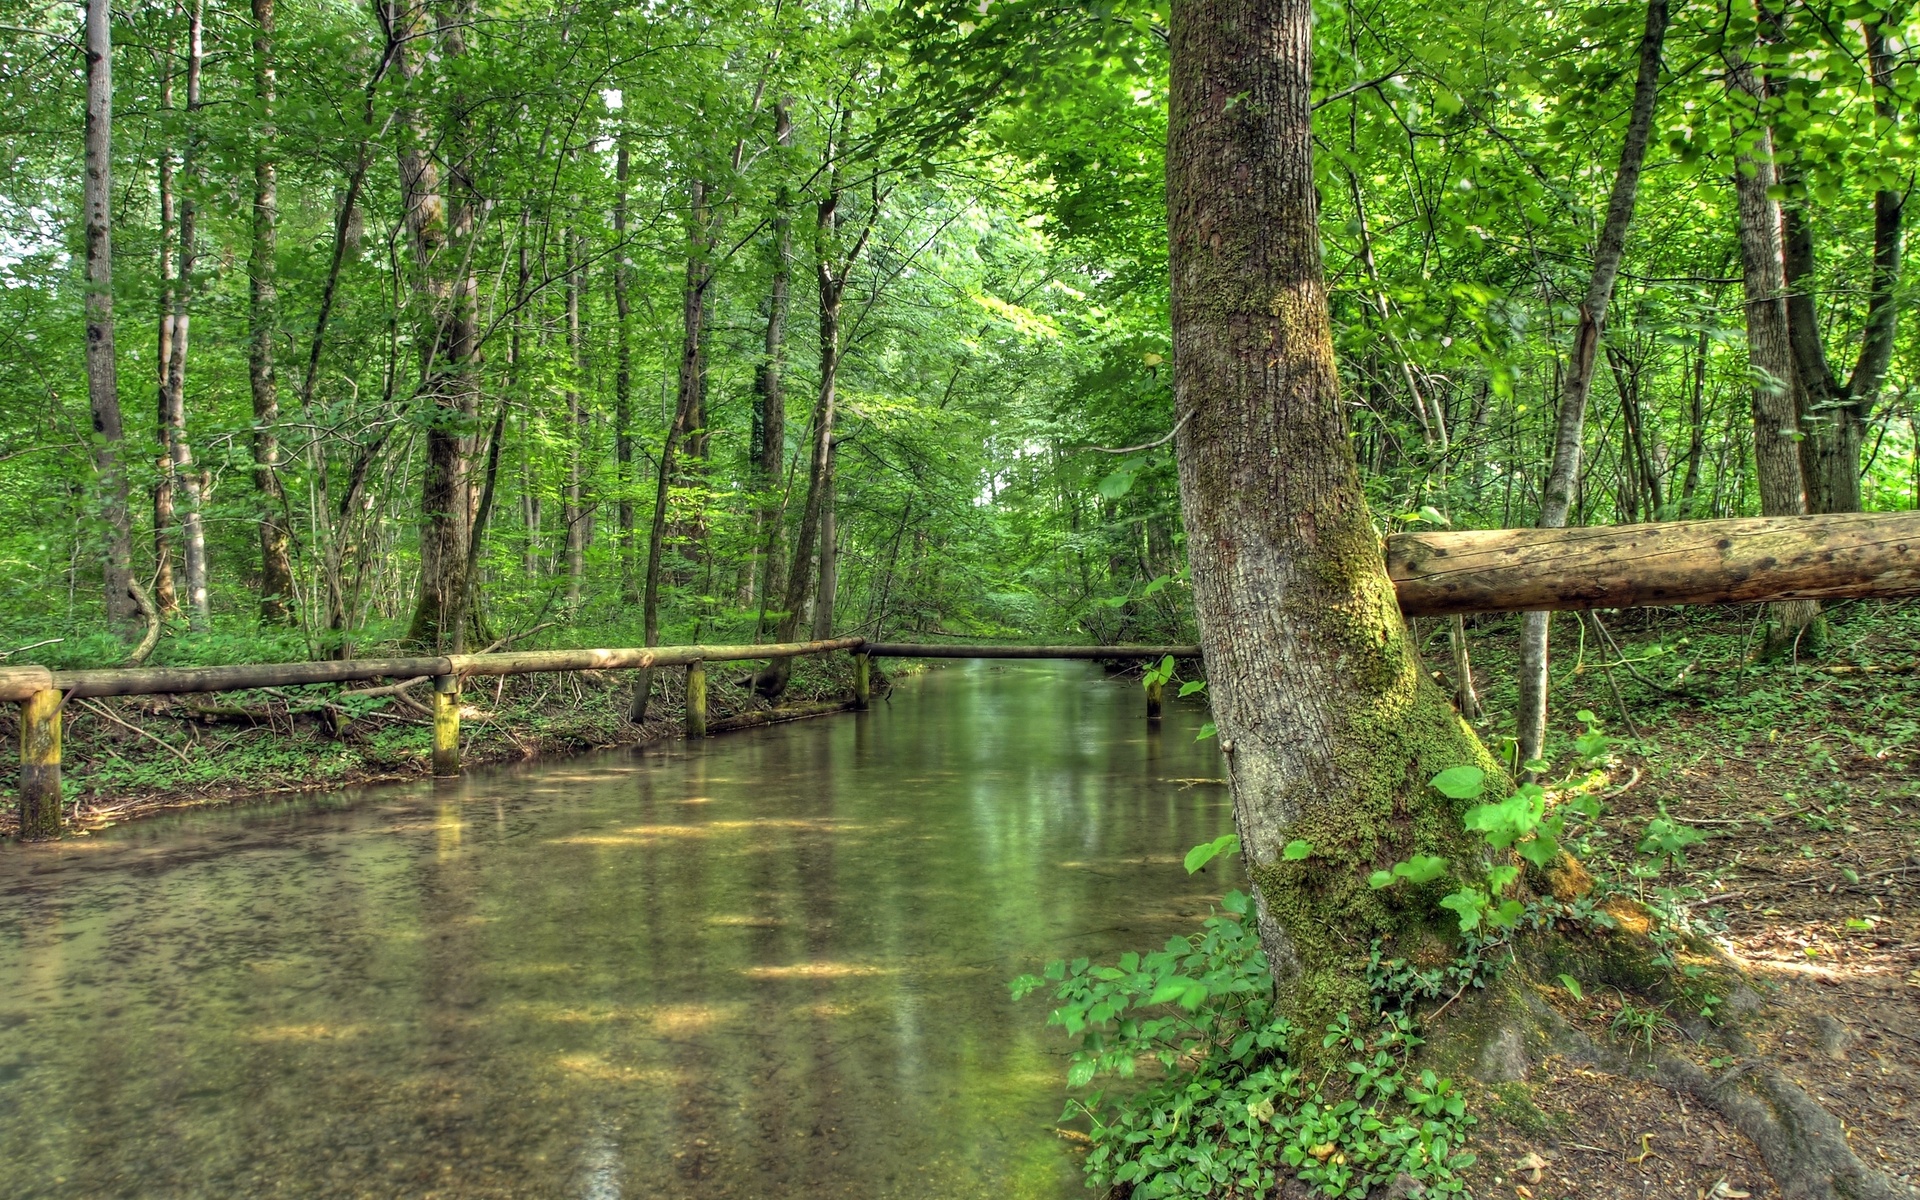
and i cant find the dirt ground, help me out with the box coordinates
[1456,602,1920,1200]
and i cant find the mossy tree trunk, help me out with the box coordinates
[1167,0,1500,1039]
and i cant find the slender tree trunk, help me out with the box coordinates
[1782,25,1903,516]
[1514,0,1667,767]
[613,141,638,603]
[632,180,712,720]
[250,0,295,624]
[753,103,794,633]
[1727,49,1822,651]
[564,222,586,608]
[810,449,838,640]
[1681,325,1708,510]
[85,0,138,634]
[167,0,211,631]
[153,96,179,620]
[755,172,871,699]
[1168,0,1497,1040]
[398,0,481,649]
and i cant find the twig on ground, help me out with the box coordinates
[75,697,193,764]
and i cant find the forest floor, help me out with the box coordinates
[1445,600,1920,1200]
[0,652,873,839]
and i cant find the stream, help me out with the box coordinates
[0,659,1230,1198]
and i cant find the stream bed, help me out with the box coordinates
[0,659,1229,1198]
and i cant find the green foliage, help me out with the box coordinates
[1012,892,1477,1199]
[1185,833,1241,874]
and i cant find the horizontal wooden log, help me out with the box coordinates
[0,666,54,702]
[447,637,865,678]
[1388,511,1920,616]
[864,643,1202,659]
[48,656,453,700]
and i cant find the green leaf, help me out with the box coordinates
[1096,469,1137,500]
[1416,504,1450,526]
[1184,833,1240,874]
[1430,766,1487,800]
[1556,973,1585,1001]
[1394,853,1449,884]
[1177,679,1207,697]
[1282,839,1313,861]
[1368,870,1395,889]
[1196,722,1217,741]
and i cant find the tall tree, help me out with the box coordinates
[153,61,179,620]
[85,0,138,635]
[398,0,483,649]
[1782,19,1905,516]
[1727,37,1823,650]
[756,144,876,698]
[751,101,794,630]
[1167,0,1496,1041]
[249,0,297,623]
[164,0,212,630]
[1514,0,1669,768]
[613,140,639,603]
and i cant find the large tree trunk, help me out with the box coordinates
[1514,0,1668,768]
[249,0,296,624]
[1727,50,1823,651]
[84,0,138,635]
[613,141,638,604]
[1783,24,1903,517]
[166,0,212,631]
[399,0,481,650]
[1167,0,1497,1041]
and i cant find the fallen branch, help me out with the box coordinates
[74,697,193,764]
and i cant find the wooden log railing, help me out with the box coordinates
[13,512,1920,840]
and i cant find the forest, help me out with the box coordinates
[3,0,1919,1198]
[4,0,1908,680]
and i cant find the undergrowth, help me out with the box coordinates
[1015,702,1723,1199]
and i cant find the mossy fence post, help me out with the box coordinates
[19,689,62,840]
[1146,677,1164,723]
[685,660,707,737]
[432,675,461,776]
[852,651,870,710]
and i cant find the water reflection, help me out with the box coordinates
[0,661,1230,1199]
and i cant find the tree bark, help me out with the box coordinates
[1515,0,1667,767]
[1727,49,1822,650]
[85,0,138,635]
[166,0,212,631]
[250,0,296,624]
[1168,0,1495,1035]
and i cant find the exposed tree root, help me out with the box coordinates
[1529,987,1909,1200]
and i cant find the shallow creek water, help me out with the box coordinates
[0,660,1230,1198]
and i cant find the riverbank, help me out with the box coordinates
[0,653,886,839]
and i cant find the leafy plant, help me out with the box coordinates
[1013,892,1477,1199]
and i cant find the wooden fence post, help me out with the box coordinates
[685,661,707,737]
[1146,677,1164,723]
[18,689,62,840]
[852,651,870,710]
[432,675,461,776]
